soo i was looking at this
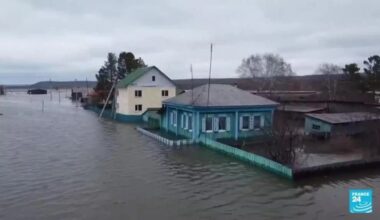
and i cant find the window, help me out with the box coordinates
[135,104,142,111]
[181,114,186,128]
[171,111,177,127]
[135,90,142,97]
[312,124,320,130]
[152,76,156,81]
[218,116,227,131]
[183,114,188,129]
[241,116,250,130]
[188,115,193,131]
[205,117,213,132]
[253,115,261,129]
[162,90,169,97]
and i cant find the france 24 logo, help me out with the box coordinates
[349,189,373,214]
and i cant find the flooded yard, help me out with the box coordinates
[0,91,380,219]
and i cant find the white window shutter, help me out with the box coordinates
[226,117,231,131]
[260,115,264,127]
[201,117,206,132]
[249,116,254,129]
[214,117,219,131]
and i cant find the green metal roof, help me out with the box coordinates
[117,66,154,88]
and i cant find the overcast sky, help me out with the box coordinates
[0,0,379,84]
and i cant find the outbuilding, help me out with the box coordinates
[305,112,380,137]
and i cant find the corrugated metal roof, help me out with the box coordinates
[306,112,380,124]
[163,84,278,107]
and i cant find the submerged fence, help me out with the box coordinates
[198,135,293,179]
[136,127,193,146]
[136,127,293,178]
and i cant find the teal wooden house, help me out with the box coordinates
[161,84,279,141]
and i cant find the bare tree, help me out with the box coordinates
[237,53,295,92]
[315,63,342,101]
[263,113,305,166]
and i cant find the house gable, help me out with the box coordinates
[133,67,176,88]
[117,66,176,88]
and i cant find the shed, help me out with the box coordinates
[305,112,380,137]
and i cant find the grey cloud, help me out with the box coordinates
[0,0,379,84]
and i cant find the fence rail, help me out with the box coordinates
[136,127,193,146]
[198,135,293,179]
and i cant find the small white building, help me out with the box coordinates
[115,66,176,122]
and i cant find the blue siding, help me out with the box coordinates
[304,117,331,134]
[162,105,276,141]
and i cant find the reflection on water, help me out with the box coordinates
[0,92,379,220]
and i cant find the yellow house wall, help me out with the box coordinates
[116,86,176,115]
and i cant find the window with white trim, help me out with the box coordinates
[241,115,250,130]
[152,75,156,81]
[135,90,142,97]
[253,115,262,129]
[205,117,213,132]
[162,90,169,96]
[181,113,187,129]
[218,116,227,131]
[170,111,177,127]
[135,104,142,111]
[188,114,193,131]
[184,114,188,129]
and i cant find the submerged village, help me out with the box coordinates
[2,52,380,180]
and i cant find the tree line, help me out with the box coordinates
[237,53,380,97]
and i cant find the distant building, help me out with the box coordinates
[0,85,4,95]
[27,89,47,95]
[305,112,380,137]
[115,66,176,122]
[161,84,279,141]
[71,87,93,101]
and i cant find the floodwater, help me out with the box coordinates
[0,91,379,220]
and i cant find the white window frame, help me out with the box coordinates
[135,104,142,112]
[184,113,188,130]
[188,114,193,132]
[252,114,263,130]
[171,111,177,127]
[162,90,169,97]
[217,115,227,132]
[240,114,251,131]
[204,116,214,133]
[181,113,188,129]
[134,90,142,97]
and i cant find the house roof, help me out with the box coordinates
[278,105,326,113]
[163,84,278,107]
[117,66,174,88]
[306,112,380,124]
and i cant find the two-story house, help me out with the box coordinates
[115,66,176,122]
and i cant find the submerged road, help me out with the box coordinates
[0,91,379,220]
